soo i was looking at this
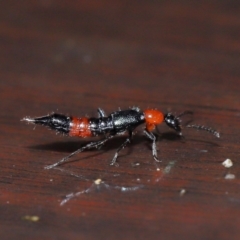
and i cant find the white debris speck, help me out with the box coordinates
[222,159,233,168]
[180,189,186,196]
[22,215,40,222]
[164,161,176,174]
[131,162,140,167]
[156,168,160,171]
[224,173,235,180]
[94,179,102,185]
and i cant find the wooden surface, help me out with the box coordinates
[1,1,240,239]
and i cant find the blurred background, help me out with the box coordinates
[0,1,240,240]
[1,1,239,115]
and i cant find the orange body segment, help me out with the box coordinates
[69,117,92,137]
[144,109,164,131]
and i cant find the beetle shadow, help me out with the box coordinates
[27,135,146,155]
[27,131,220,167]
[28,131,220,154]
[27,135,147,166]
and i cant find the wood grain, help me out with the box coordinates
[0,1,240,239]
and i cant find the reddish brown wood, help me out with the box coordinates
[0,1,240,239]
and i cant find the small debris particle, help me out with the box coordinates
[224,173,236,180]
[131,162,140,167]
[164,161,176,174]
[156,168,160,171]
[222,159,233,168]
[180,189,186,196]
[22,215,40,222]
[50,179,53,182]
[94,179,102,185]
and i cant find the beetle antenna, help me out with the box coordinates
[186,124,220,138]
[177,111,193,119]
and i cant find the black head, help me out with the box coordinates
[164,113,182,135]
[164,111,220,138]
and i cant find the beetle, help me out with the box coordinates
[23,107,219,169]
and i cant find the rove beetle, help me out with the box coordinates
[22,107,220,169]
